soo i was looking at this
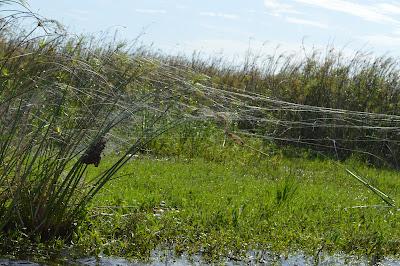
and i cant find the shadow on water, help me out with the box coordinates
[2,251,400,265]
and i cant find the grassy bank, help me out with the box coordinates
[65,151,399,262]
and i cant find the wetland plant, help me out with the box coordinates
[0,1,184,240]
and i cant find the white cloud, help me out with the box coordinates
[135,9,167,14]
[375,3,400,15]
[264,1,327,29]
[199,12,239,20]
[285,17,328,29]
[293,0,400,25]
[358,34,400,46]
[264,0,301,16]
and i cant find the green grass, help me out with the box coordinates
[69,153,400,262]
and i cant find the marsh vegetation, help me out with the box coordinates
[0,1,400,264]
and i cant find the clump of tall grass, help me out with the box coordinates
[0,1,190,240]
[275,175,298,205]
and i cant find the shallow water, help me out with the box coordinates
[76,252,400,266]
[0,260,40,266]
[2,251,400,265]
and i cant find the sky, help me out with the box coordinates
[13,0,400,60]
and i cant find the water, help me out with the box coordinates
[0,260,40,266]
[2,251,400,265]
[72,253,400,265]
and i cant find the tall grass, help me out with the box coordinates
[0,2,190,240]
[147,48,400,168]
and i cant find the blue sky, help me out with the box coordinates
[19,0,400,59]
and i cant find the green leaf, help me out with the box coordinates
[1,67,9,77]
